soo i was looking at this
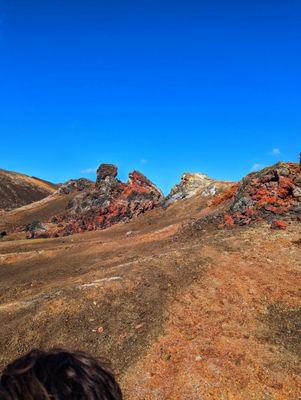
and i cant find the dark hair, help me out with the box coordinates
[0,349,122,400]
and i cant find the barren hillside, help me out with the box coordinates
[0,162,300,399]
[0,169,57,211]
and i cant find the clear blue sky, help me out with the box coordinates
[0,0,300,194]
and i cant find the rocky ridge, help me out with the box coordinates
[26,164,164,238]
[3,160,300,239]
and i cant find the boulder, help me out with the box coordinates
[96,164,118,182]
[25,221,49,239]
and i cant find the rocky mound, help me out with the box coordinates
[203,162,300,229]
[164,172,231,206]
[165,172,231,206]
[26,164,164,238]
[56,178,94,195]
[0,169,57,211]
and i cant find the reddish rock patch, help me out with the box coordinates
[215,162,300,229]
[26,164,163,238]
[271,220,288,230]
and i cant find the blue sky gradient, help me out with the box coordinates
[0,0,300,193]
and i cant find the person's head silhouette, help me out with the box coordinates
[0,349,122,400]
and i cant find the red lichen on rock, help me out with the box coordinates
[271,220,288,230]
[26,164,163,238]
[210,183,239,206]
[221,162,300,228]
[224,214,235,228]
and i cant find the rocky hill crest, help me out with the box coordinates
[165,172,232,206]
[26,164,164,238]
[194,162,301,230]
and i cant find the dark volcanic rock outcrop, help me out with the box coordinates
[28,164,164,238]
[202,162,301,229]
[227,162,300,226]
[57,178,95,195]
[0,169,57,211]
[96,164,118,184]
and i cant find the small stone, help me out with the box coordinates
[224,214,234,228]
[293,187,301,198]
[92,326,104,334]
[194,383,200,391]
[271,220,288,230]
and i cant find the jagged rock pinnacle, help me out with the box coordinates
[96,164,118,183]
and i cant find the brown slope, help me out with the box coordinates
[0,192,78,233]
[0,178,95,234]
[0,164,300,400]
[0,169,57,211]
[0,209,300,400]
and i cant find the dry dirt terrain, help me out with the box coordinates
[0,193,300,399]
[0,190,79,233]
[0,169,57,211]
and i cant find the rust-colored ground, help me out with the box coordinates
[0,194,300,399]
